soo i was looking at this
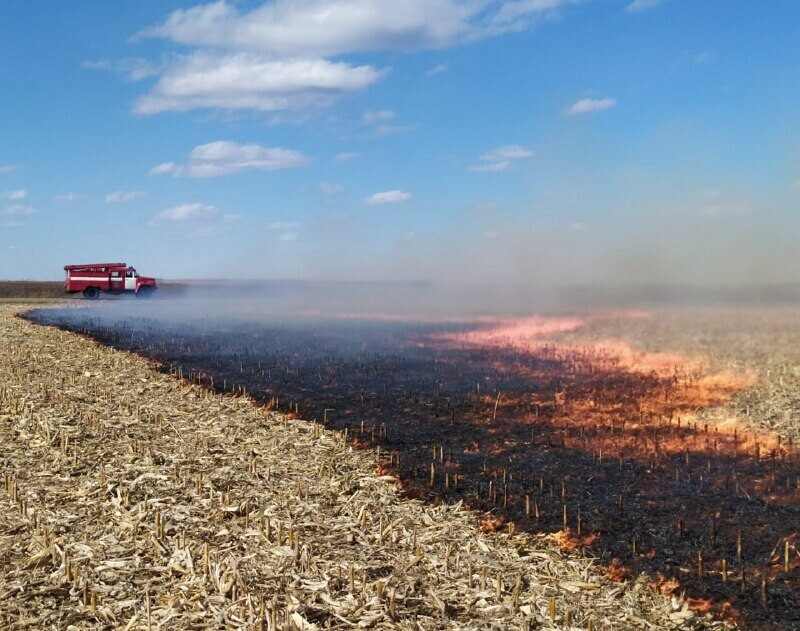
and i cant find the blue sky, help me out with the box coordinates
[1,0,798,285]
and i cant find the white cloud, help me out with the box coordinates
[149,202,216,225]
[150,141,311,178]
[693,51,717,64]
[134,53,386,115]
[279,232,298,242]
[5,189,27,200]
[626,0,667,12]
[488,0,569,29]
[150,207,242,237]
[699,199,756,218]
[267,220,300,230]
[365,190,412,205]
[371,123,417,138]
[425,63,448,77]
[2,203,37,227]
[150,162,180,176]
[82,57,162,81]
[792,179,800,190]
[319,181,344,195]
[335,152,359,161]
[468,144,533,172]
[484,230,499,240]
[469,161,510,173]
[660,190,759,220]
[565,97,616,115]
[54,192,84,202]
[127,0,575,115]
[361,109,415,137]
[362,109,395,124]
[105,190,148,203]
[570,221,588,231]
[327,210,353,220]
[481,145,534,161]
[3,204,36,216]
[0,165,20,175]
[140,0,572,57]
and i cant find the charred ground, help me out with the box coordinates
[27,304,800,629]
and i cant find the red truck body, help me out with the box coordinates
[64,263,157,299]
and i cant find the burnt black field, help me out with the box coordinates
[26,301,564,434]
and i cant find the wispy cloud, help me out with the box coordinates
[672,50,718,69]
[693,51,717,64]
[481,146,534,161]
[267,220,299,242]
[425,63,448,77]
[148,202,216,226]
[469,161,511,173]
[134,53,386,115]
[565,97,616,115]
[149,162,179,176]
[2,204,37,217]
[696,190,757,218]
[570,221,588,231]
[2,199,36,228]
[372,123,417,138]
[334,152,359,162]
[319,181,344,195]
[82,57,162,81]
[139,0,576,58]
[4,189,27,201]
[468,145,533,172]
[54,192,84,202]
[626,0,668,13]
[326,210,353,220]
[365,190,412,205]
[105,190,148,203]
[150,141,311,178]
[267,220,300,230]
[792,179,800,190]
[130,1,577,115]
[655,190,760,221]
[0,165,20,175]
[361,109,415,137]
[362,109,395,124]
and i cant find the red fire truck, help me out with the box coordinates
[64,263,158,299]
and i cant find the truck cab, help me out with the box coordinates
[125,268,138,291]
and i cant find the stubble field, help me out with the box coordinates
[5,293,800,629]
[0,300,719,630]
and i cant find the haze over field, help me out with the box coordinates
[1,1,798,290]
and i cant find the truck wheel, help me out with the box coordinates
[83,287,99,300]
[136,286,154,299]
